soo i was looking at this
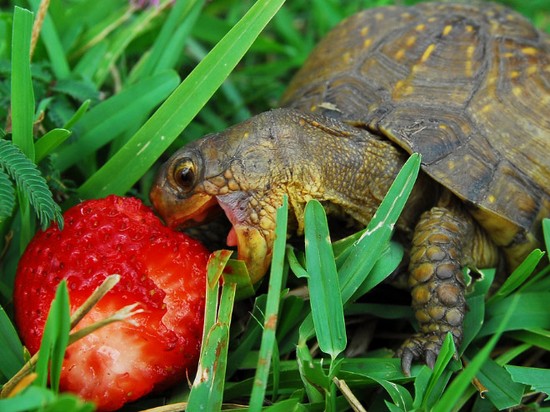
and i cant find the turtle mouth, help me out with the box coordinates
[152,192,271,284]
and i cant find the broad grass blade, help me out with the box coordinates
[78,0,286,198]
[249,196,288,411]
[304,199,346,359]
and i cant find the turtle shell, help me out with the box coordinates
[281,2,550,265]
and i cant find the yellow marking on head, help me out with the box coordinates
[522,47,538,56]
[416,23,426,31]
[395,49,406,60]
[512,87,523,96]
[420,44,436,63]
[360,26,369,36]
[406,36,417,47]
[363,38,372,48]
[442,25,453,36]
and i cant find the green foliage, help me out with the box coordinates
[1,0,550,411]
[0,139,62,229]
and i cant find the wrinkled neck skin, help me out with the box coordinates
[197,108,430,232]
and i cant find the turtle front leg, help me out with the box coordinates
[398,202,480,375]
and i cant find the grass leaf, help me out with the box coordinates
[0,305,25,380]
[249,195,288,411]
[304,199,346,359]
[338,153,421,303]
[34,128,71,163]
[10,6,35,160]
[34,280,71,392]
[505,365,550,399]
[77,0,286,198]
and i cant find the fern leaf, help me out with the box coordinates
[0,168,15,220]
[0,139,63,230]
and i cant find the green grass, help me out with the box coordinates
[1,0,550,411]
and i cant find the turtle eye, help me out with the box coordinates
[173,158,196,192]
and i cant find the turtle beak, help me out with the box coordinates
[150,182,221,228]
[151,182,274,284]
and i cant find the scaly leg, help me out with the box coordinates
[398,203,476,375]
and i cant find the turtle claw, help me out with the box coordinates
[397,333,449,376]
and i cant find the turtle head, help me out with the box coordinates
[151,109,299,284]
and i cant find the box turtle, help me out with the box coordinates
[150,2,550,373]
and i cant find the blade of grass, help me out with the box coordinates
[338,153,421,303]
[299,154,420,342]
[54,70,180,172]
[480,292,550,337]
[28,0,70,79]
[0,305,25,380]
[78,0,286,198]
[505,365,550,398]
[304,199,346,360]
[432,294,519,412]
[11,6,35,160]
[487,249,544,303]
[34,128,71,163]
[129,0,204,82]
[464,348,525,410]
[187,250,235,410]
[33,280,70,393]
[249,195,288,411]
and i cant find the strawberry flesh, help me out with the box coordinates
[14,195,209,411]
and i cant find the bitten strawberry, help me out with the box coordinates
[14,195,209,411]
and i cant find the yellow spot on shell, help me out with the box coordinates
[512,87,523,96]
[488,195,496,204]
[310,105,317,112]
[375,12,385,21]
[448,161,455,171]
[510,70,521,79]
[465,45,475,77]
[360,26,369,36]
[363,38,372,48]
[343,52,352,63]
[522,47,538,56]
[416,23,426,31]
[526,65,538,75]
[406,36,417,47]
[428,17,437,23]
[243,132,250,139]
[480,104,492,113]
[442,25,453,36]
[420,44,436,63]
[395,49,406,60]
[465,25,474,33]
[438,123,448,130]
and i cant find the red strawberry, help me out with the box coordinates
[13,195,209,411]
